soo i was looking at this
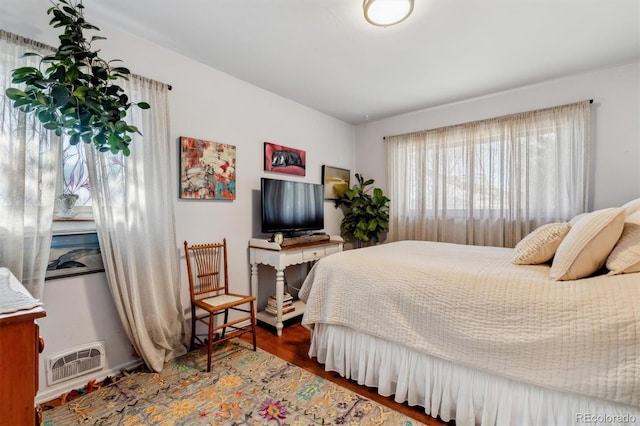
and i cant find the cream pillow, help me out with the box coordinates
[627,210,640,224]
[606,211,640,275]
[569,212,588,226]
[622,197,640,216]
[513,222,570,265]
[550,207,626,281]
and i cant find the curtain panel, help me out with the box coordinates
[1,28,185,369]
[0,30,59,300]
[86,77,186,372]
[386,101,591,247]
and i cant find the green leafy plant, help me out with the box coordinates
[335,173,390,247]
[4,0,149,156]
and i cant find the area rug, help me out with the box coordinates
[42,339,424,425]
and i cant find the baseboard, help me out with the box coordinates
[36,358,144,405]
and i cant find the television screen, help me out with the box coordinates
[261,178,324,235]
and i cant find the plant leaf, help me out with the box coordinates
[5,87,27,100]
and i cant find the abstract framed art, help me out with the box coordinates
[322,165,350,200]
[180,136,236,200]
[264,142,306,176]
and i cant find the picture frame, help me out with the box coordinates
[264,142,306,176]
[180,136,237,200]
[322,165,350,200]
[46,232,105,280]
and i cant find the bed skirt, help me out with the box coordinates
[309,323,640,426]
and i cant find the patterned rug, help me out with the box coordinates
[42,339,424,425]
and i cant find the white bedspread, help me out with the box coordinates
[299,240,640,407]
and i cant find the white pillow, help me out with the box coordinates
[622,197,640,216]
[512,222,570,265]
[550,207,626,281]
[606,211,640,275]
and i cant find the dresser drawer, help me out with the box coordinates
[302,247,325,261]
[325,244,340,256]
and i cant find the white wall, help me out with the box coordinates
[355,62,640,211]
[38,273,138,403]
[1,8,354,402]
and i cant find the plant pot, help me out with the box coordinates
[56,193,79,218]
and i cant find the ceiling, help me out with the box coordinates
[2,0,639,124]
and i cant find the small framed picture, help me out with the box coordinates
[264,142,306,176]
[322,165,350,200]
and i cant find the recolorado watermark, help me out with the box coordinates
[576,413,637,424]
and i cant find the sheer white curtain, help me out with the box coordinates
[86,77,186,372]
[0,30,59,299]
[386,101,591,247]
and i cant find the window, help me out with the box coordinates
[61,139,91,208]
[52,138,96,239]
[386,101,591,247]
[51,140,95,235]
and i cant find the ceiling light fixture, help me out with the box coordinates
[363,0,414,27]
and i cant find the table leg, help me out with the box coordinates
[275,268,285,337]
[250,262,259,316]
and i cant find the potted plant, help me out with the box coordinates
[334,173,390,247]
[4,0,149,156]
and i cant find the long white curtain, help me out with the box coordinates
[386,101,591,247]
[0,30,59,300]
[86,77,186,371]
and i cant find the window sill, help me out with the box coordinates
[52,219,96,235]
[53,217,94,222]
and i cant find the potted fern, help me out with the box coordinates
[4,0,149,156]
[334,173,390,247]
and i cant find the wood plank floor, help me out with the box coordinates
[244,320,450,426]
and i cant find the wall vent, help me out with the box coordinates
[46,342,106,386]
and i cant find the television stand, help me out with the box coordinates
[249,236,344,336]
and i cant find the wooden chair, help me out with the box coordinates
[183,238,257,371]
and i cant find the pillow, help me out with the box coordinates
[550,207,626,281]
[569,212,588,226]
[627,210,640,224]
[621,197,640,216]
[606,211,640,275]
[512,222,570,265]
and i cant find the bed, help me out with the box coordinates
[299,206,640,425]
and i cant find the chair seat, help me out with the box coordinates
[200,294,252,308]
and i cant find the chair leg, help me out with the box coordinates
[207,314,214,372]
[221,309,229,339]
[190,305,196,351]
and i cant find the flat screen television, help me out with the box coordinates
[261,178,324,236]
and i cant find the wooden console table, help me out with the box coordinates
[249,236,343,336]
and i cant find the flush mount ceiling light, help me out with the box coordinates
[363,0,414,27]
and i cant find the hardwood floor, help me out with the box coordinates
[243,320,450,426]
